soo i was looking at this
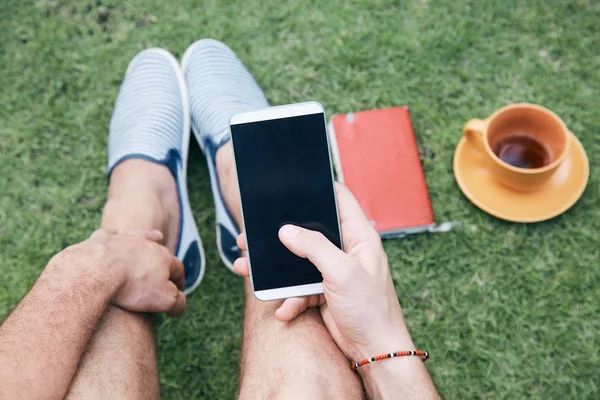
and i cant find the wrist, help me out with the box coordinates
[349,323,415,362]
[45,241,125,299]
[352,329,433,398]
[351,338,416,365]
[357,350,431,399]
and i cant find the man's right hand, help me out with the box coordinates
[55,229,186,316]
[234,183,414,361]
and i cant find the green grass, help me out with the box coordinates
[1,0,599,398]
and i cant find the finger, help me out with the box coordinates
[168,256,185,290]
[236,232,247,252]
[233,257,250,277]
[275,297,309,321]
[335,183,371,227]
[308,294,325,308]
[334,183,379,243]
[165,282,187,317]
[279,225,355,279]
[90,228,116,239]
[125,229,164,243]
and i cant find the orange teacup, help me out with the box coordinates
[464,103,571,192]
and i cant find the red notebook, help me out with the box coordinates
[328,106,435,238]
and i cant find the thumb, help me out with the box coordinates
[162,282,187,317]
[278,225,356,280]
[167,290,187,317]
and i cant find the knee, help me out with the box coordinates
[187,38,232,56]
[239,369,364,400]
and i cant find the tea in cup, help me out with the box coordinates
[464,103,571,191]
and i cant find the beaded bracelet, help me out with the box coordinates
[350,350,430,371]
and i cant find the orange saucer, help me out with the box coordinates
[453,133,589,222]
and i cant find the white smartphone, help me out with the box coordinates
[230,101,342,301]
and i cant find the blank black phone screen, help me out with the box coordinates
[231,113,341,292]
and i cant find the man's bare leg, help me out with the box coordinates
[66,159,180,399]
[216,143,364,399]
